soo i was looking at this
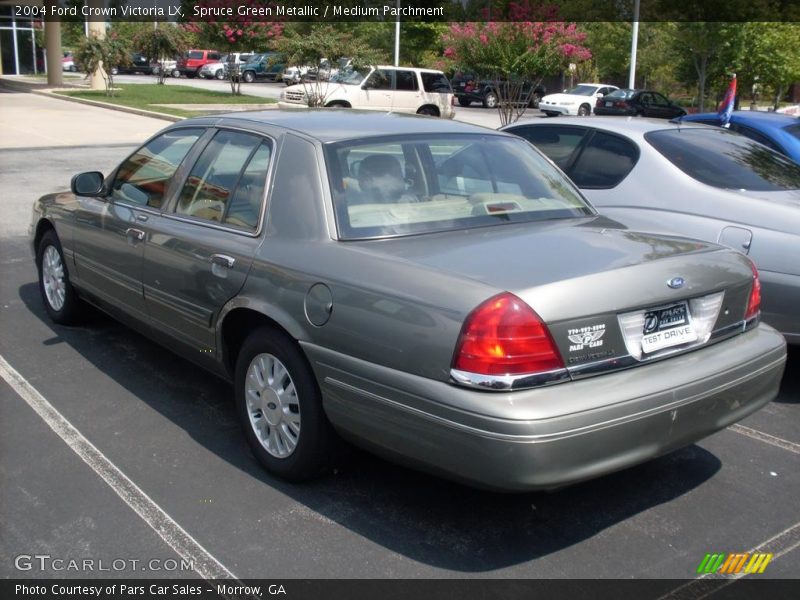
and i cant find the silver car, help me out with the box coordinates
[503,117,800,345]
[30,111,786,491]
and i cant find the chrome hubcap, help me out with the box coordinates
[42,245,66,311]
[245,353,301,458]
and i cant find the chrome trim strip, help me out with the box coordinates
[449,367,570,391]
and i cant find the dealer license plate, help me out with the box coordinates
[605,101,613,107]
[641,302,697,354]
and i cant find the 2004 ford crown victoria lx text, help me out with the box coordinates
[30,111,786,491]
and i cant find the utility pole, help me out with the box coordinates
[628,0,640,89]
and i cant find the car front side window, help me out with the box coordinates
[110,128,204,209]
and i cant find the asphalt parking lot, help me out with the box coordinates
[0,90,798,591]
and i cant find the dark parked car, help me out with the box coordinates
[680,110,800,163]
[451,73,546,109]
[173,49,222,78]
[30,111,785,491]
[594,89,687,119]
[113,53,153,75]
[241,52,285,83]
[502,116,800,344]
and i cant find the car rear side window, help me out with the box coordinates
[110,128,204,209]
[175,130,271,229]
[645,128,800,191]
[507,125,589,170]
[731,124,783,153]
[568,131,640,188]
[421,72,452,93]
[395,70,418,91]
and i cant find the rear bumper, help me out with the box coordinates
[304,325,786,491]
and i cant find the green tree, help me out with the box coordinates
[739,23,800,109]
[74,32,130,97]
[131,26,190,85]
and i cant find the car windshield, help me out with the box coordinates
[337,69,365,85]
[564,85,599,96]
[326,134,594,240]
[645,128,800,191]
[186,51,203,59]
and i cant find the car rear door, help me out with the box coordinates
[391,69,422,114]
[142,128,274,352]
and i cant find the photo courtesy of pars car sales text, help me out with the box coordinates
[14,584,281,597]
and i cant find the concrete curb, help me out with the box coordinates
[34,88,183,123]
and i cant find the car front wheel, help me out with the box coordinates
[235,328,334,481]
[242,71,255,83]
[483,91,498,109]
[578,104,591,116]
[37,230,84,325]
[171,69,180,78]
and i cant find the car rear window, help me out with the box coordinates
[645,128,800,191]
[605,89,636,100]
[785,123,800,141]
[325,134,593,240]
[187,51,204,60]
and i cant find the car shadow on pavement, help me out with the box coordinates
[773,345,798,404]
[19,281,724,572]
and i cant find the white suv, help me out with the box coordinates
[279,66,455,119]
[540,83,619,116]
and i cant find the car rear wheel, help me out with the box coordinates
[325,101,350,108]
[578,104,591,116]
[529,93,543,109]
[416,106,439,117]
[483,91,498,109]
[171,69,180,79]
[37,230,84,325]
[215,69,225,80]
[235,328,334,481]
[242,71,255,83]
[457,97,471,107]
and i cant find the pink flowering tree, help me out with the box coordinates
[443,11,591,124]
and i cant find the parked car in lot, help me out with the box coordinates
[680,110,800,163]
[113,53,153,75]
[540,83,619,116]
[451,73,546,109]
[62,51,77,72]
[594,89,687,119]
[502,117,800,344]
[30,111,785,490]
[240,52,285,83]
[152,58,177,77]
[173,49,223,78]
[198,52,254,80]
[280,66,455,118]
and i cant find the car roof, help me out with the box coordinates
[191,109,503,143]
[502,115,712,136]
[684,110,798,130]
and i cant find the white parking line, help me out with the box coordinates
[728,424,800,455]
[0,354,237,581]
[657,521,800,600]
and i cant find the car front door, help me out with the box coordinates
[71,128,205,320]
[142,129,273,352]
[360,69,394,111]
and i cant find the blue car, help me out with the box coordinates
[680,110,800,163]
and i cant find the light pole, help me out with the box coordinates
[394,1,400,66]
[628,0,640,89]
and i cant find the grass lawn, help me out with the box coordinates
[56,84,276,118]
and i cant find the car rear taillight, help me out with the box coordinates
[453,293,564,376]
[614,100,628,108]
[745,260,761,321]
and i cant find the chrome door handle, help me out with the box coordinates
[210,254,235,268]
[125,228,145,241]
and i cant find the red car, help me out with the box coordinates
[173,49,222,79]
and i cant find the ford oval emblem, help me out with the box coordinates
[668,277,685,289]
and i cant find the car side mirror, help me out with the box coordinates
[71,172,105,196]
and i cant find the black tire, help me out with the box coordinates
[69,65,77,73]
[578,104,591,116]
[543,111,559,117]
[171,69,180,79]
[235,327,334,481]
[110,67,118,76]
[215,69,225,80]
[529,93,543,109]
[457,97,471,107]
[416,105,439,117]
[36,230,84,325]
[242,70,255,83]
[482,91,498,109]
[325,101,350,108]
